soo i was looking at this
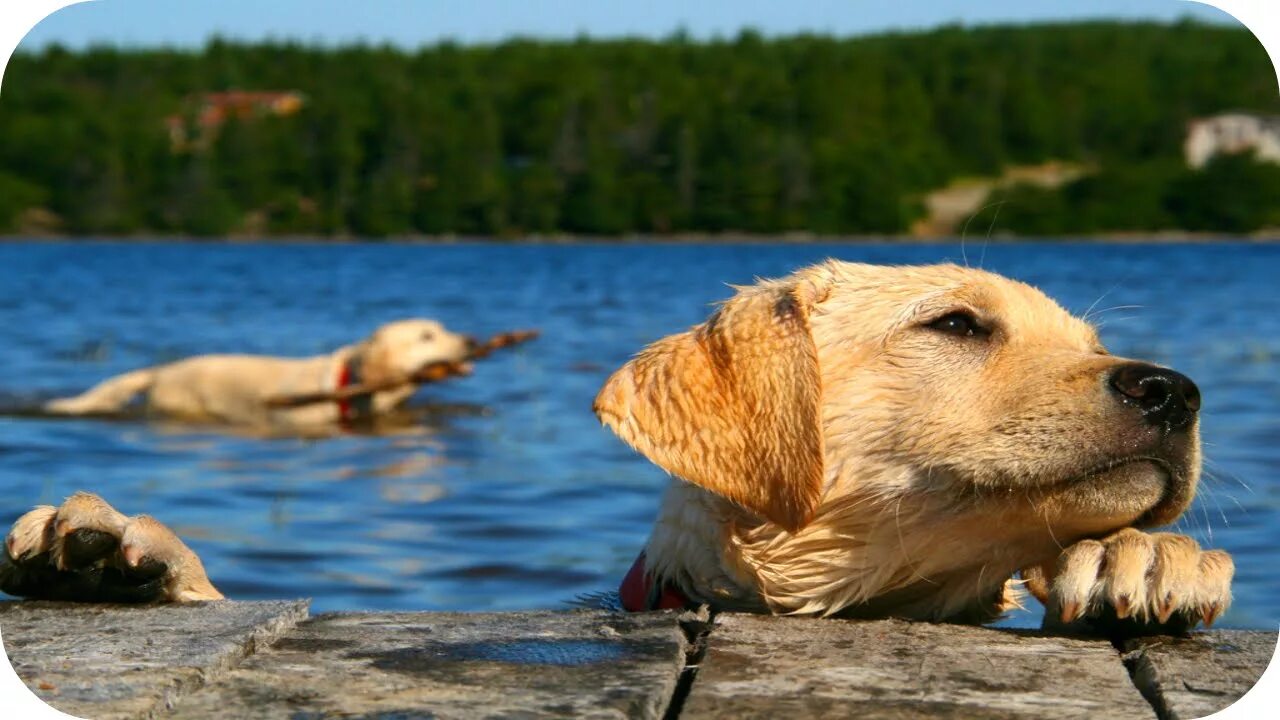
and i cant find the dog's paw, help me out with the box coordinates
[1027,529,1232,635]
[0,492,223,603]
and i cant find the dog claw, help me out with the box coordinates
[1060,601,1081,624]
[1113,595,1131,619]
[1042,531,1233,634]
[1202,603,1221,628]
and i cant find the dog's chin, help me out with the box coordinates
[1052,457,1188,530]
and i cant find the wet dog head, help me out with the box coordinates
[355,318,474,385]
[595,261,1199,547]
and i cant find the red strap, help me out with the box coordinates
[335,361,354,422]
[619,552,691,612]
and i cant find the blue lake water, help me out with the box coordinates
[0,240,1276,628]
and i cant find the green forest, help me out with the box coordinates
[1,20,1278,238]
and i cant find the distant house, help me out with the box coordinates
[1184,113,1280,169]
[166,91,306,152]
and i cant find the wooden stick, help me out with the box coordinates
[464,329,541,359]
[264,329,539,409]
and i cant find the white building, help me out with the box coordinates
[1184,113,1280,168]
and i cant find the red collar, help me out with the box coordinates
[335,361,356,422]
[619,551,692,612]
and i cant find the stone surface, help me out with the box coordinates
[0,599,309,720]
[170,609,691,719]
[1124,630,1278,720]
[681,613,1155,719]
[3,600,1274,719]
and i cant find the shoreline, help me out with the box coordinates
[2,231,1278,245]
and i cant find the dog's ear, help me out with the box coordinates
[594,276,827,532]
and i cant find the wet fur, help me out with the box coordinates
[596,261,1232,624]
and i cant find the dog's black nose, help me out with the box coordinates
[1109,363,1201,429]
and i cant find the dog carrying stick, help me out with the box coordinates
[264,329,539,409]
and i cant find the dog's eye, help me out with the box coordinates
[421,332,435,341]
[926,311,989,338]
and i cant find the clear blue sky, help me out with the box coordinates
[20,0,1237,49]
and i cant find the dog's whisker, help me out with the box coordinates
[975,562,991,601]
[1086,304,1145,320]
[1042,510,1064,552]
[978,200,1005,269]
[1196,494,1215,544]
[1210,495,1231,529]
[958,199,1011,270]
[1080,272,1138,324]
[1093,315,1139,330]
[1198,467,1245,529]
[1225,494,1248,514]
[1198,471,1228,520]
[1202,458,1253,493]
[1082,288,1116,324]
[893,496,937,587]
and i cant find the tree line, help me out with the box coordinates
[1,20,1277,238]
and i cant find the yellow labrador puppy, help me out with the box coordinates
[602,261,1231,630]
[42,318,473,427]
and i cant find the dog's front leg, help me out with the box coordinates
[1023,528,1233,635]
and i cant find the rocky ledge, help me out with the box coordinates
[1,601,1273,719]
